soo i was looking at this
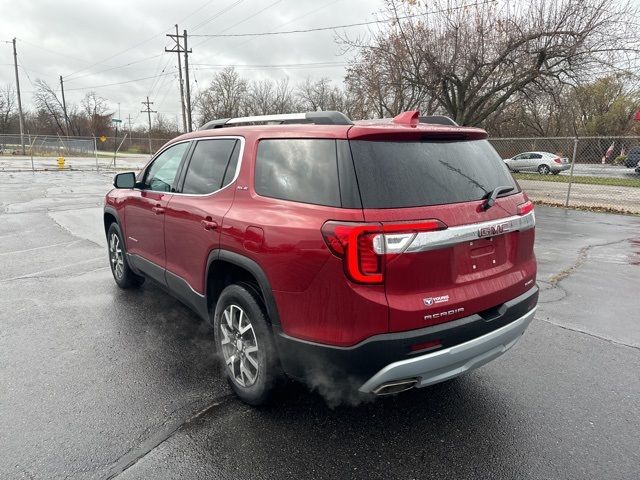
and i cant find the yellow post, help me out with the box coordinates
[57,157,65,170]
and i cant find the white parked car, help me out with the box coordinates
[504,151,570,175]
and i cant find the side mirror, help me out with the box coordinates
[113,172,136,189]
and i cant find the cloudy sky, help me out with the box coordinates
[0,0,386,128]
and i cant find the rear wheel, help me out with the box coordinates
[213,284,280,405]
[538,164,551,175]
[107,223,144,289]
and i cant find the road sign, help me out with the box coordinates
[99,135,107,143]
[112,118,123,124]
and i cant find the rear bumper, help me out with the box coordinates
[359,307,535,393]
[551,164,571,172]
[274,286,538,389]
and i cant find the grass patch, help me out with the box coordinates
[514,172,640,188]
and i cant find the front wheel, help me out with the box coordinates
[213,284,280,405]
[538,164,551,175]
[107,223,144,289]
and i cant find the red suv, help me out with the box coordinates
[104,110,537,405]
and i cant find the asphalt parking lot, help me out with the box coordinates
[1,171,639,480]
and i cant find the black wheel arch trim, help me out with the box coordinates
[103,206,120,228]
[206,249,281,327]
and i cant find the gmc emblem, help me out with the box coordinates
[478,221,512,238]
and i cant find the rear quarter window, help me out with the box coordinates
[349,139,518,209]
[254,139,341,207]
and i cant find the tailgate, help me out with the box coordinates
[348,136,537,332]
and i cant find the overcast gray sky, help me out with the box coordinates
[0,0,386,128]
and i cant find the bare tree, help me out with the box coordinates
[296,78,348,112]
[0,85,16,134]
[344,46,437,119]
[245,78,297,115]
[195,67,248,124]
[33,79,67,135]
[80,92,111,137]
[342,0,640,125]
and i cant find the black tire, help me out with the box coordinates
[106,222,144,289]
[538,164,551,175]
[213,284,280,406]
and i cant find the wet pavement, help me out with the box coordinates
[1,171,639,479]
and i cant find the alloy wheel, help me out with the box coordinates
[109,233,124,280]
[220,304,260,387]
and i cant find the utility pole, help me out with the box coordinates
[183,29,192,132]
[141,96,156,154]
[59,75,71,136]
[127,114,132,147]
[12,38,25,154]
[165,25,187,133]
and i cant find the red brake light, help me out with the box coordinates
[517,200,534,216]
[321,220,445,285]
[553,157,562,164]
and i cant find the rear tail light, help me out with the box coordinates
[322,220,446,284]
[553,157,562,164]
[517,200,534,216]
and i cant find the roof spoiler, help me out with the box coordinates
[392,110,459,127]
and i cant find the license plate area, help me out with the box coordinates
[453,236,509,280]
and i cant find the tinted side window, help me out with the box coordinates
[145,142,190,192]
[255,139,341,207]
[182,139,238,195]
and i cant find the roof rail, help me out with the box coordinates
[419,115,458,126]
[198,111,353,130]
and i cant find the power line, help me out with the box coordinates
[64,54,165,83]
[190,0,492,38]
[64,72,174,92]
[191,61,346,70]
[231,0,342,50]
[192,0,285,48]
[62,0,220,81]
[19,39,113,68]
[190,0,245,32]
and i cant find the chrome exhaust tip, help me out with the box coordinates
[372,378,418,396]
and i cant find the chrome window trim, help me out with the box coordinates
[404,212,535,253]
[138,136,245,198]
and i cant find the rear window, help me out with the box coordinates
[255,139,341,207]
[349,139,518,208]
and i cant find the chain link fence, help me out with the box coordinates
[0,133,171,172]
[1,133,639,214]
[490,137,640,215]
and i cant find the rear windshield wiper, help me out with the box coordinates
[482,185,515,211]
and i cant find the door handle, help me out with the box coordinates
[151,205,165,215]
[201,219,218,231]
